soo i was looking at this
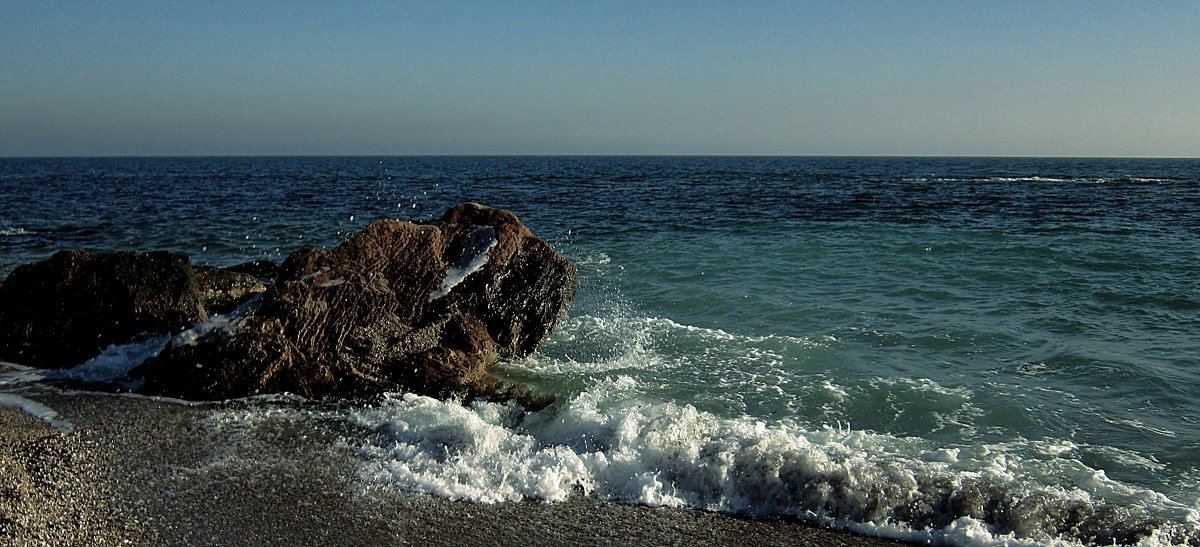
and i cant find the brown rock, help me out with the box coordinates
[193,266,268,316]
[0,250,207,368]
[134,204,575,402]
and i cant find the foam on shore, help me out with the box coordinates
[344,378,1198,546]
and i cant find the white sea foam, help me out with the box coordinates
[510,314,831,377]
[571,250,612,266]
[0,297,260,392]
[1102,416,1178,439]
[58,336,168,387]
[0,336,167,390]
[0,227,34,236]
[0,362,48,387]
[870,376,974,398]
[901,176,1176,186]
[0,392,74,433]
[342,375,1198,546]
[429,226,497,301]
[169,294,261,349]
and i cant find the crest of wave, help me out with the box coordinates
[348,376,1198,546]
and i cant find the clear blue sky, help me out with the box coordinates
[2,1,1198,157]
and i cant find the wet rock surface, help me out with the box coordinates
[0,204,574,403]
[193,266,269,316]
[0,250,207,368]
[134,203,575,402]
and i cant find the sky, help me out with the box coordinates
[1,1,1198,157]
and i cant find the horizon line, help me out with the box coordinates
[3,153,1199,161]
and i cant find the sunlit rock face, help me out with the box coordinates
[134,203,576,402]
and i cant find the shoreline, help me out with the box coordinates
[1,386,911,546]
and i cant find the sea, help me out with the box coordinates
[2,156,1198,545]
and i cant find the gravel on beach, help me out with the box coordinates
[1,387,910,546]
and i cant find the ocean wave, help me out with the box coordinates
[509,314,832,373]
[501,313,841,419]
[902,176,1178,185]
[0,336,165,391]
[0,227,35,236]
[0,265,1192,545]
[344,380,1199,546]
[5,323,1196,544]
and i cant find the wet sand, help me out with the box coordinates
[1,387,911,546]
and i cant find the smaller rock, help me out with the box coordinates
[0,250,208,368]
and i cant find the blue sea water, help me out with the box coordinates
[2,156,1199,545]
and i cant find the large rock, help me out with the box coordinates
[133,203,575,401]
[0,250,208,368]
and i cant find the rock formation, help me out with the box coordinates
[0,250,208,368]
[133,203,575,402]
[0,204,573,402]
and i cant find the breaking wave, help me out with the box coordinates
[346,380,1198,546]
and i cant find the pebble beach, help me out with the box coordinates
[1,379,907,546]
